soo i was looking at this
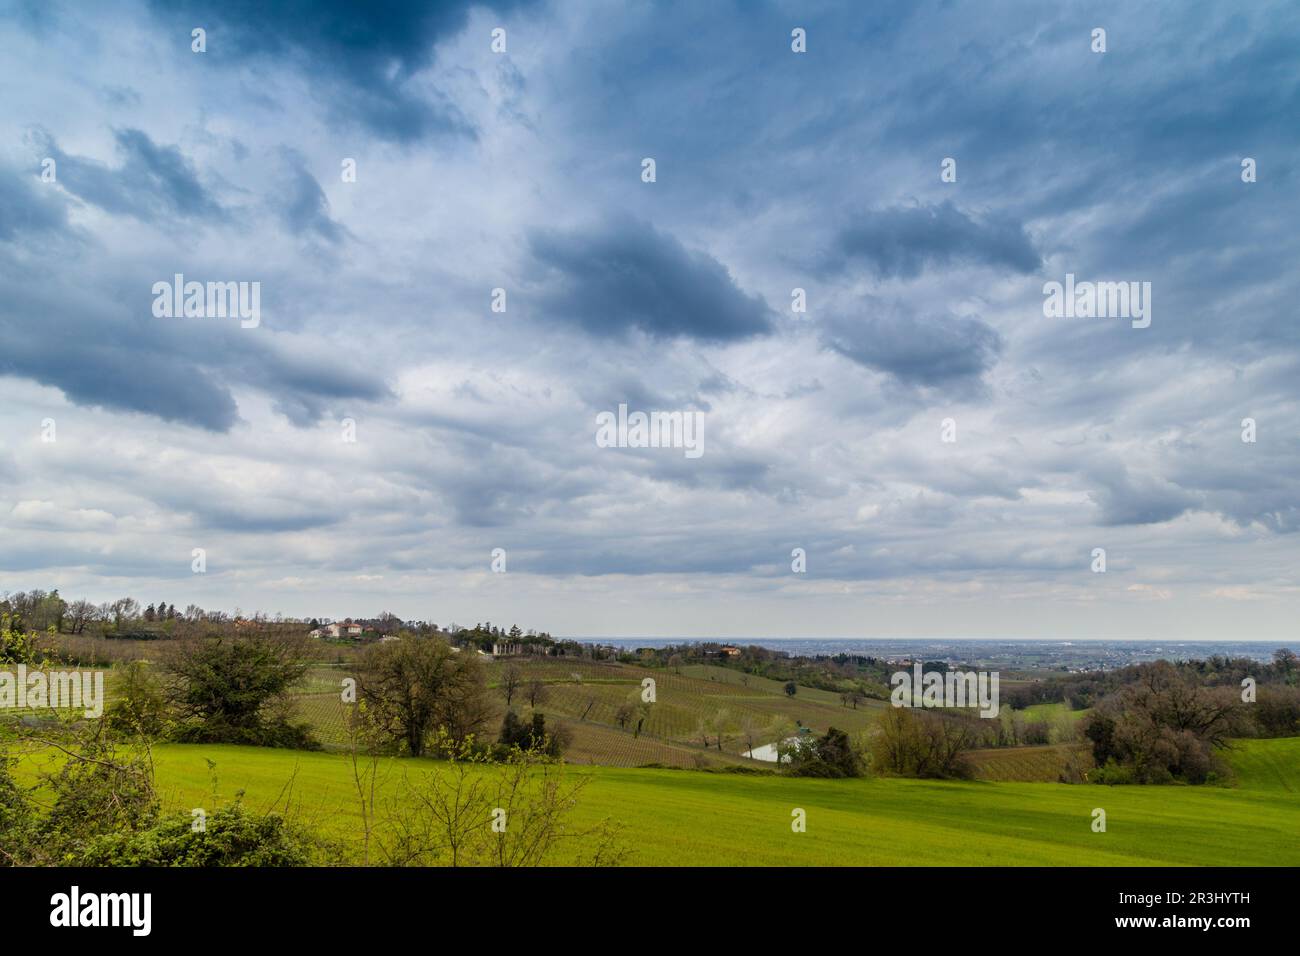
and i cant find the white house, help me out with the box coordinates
[310,622,363,639]
[742,736,803,763]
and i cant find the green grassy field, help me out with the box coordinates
[1224,736,1300,792]
[15,737,1295,866]
[1019,701,1090,723]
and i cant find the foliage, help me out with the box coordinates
[784,726,867,778]
[105,660,171,739]
[1081,661,1245,784]
[872,707,978,779]
[78,802,317,866]
[374,737,626,867]
[498,710,567,758]
[356,635,490,757]
[165,633,318,749]
[0,723,322,866]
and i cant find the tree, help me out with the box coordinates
[739,714,763,757]
[873,707,976,779]
[786,727,866,778]
[709,708,734,752]
[632,698,651,738]
[766,717,796,764]
[1,612,42,665]
[165,632,315,748]
[66,599,97,634]
[499,710,529,748]
[1273,648,1298,684]
[499,665,523,707]
[1082,662,1245,783]
[693,717,711,750]
[614,702,634,731]
[110,598,138,629]
[526,678,548,709]
[784,681,797,698]
[499,711,566,758]
[357,635,490,757]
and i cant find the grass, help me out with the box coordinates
[1224,736,1300,793]
[1019,702,1090,723]
[14,736,1295,866]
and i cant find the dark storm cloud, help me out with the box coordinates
[827,202,1041,279]
[30,128,225,224]
[1089,466,1199,527]
[821,302,1003,390]
[0,330,241,431]
[275,153,349,245]
[0,255,391,431]
[147,0,540,142]
[0,167,70,241]
[526,216,774,342]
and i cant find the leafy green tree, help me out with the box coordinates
[357,635,490,757]
[165,633,316,748]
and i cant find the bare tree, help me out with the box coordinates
[499,665,523,707]
[525,678,548,709]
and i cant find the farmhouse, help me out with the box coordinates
[310,622,363,639]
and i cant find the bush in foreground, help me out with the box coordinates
[79,803,317,867]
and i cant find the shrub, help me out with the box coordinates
[497,711,568,758]
[79,803,317,867]
[105,660,170,739]
[165,634,318,749]
[785,727,867,778]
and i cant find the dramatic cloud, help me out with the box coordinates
[146,0,541,142]
[526,215,774,342]
[31,127,225,223]
[0,168,69,241]
[828,202,1041,279]
[0,0,1297,640]
[820,302,1003,390]
[276,152,349,246]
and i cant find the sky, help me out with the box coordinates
[1,0,1298,640]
